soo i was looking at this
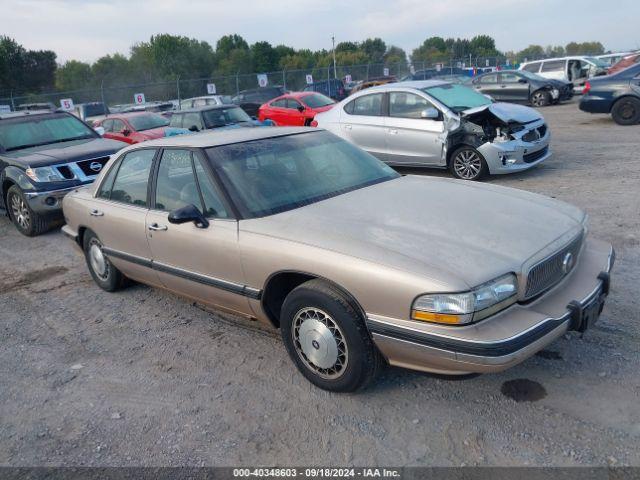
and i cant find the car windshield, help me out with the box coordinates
[128,113,170,131]
[203,107,252,128]
[585,57,609,68]
[207,131,399,218]
[0,113,97,152]
[422,83,492,113]
[83,103,108,117]
[302,93,335,108]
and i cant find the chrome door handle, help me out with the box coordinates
[148,223,168,231]
[388,129,398,134]
[344,124,352,130]
[90,209,104,217]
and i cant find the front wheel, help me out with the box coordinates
[611,97,640,125]
[450,147,488,181]
[280,279,382,392]
[83,230,127,292]
[530,90,550,107]
[6,185,53,236]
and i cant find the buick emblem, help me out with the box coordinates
[561,252,574,274]
[89,161,103,172]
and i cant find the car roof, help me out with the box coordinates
[105,111,160,119]
[120,126,314,150]
[0,110,62,120]
[363,79,450,92]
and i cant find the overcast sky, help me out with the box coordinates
[3,0,639,63]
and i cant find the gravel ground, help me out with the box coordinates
[1,100,639,467]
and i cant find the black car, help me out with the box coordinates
[0,111,126,236]
[579,63,640,125]
[231,86,286,118]
[168,104,257,132]
[468,70,573,107]
[302,78,347,101]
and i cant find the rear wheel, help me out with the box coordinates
[280,279,382,392]
[530,90,550,107]
[6,185,52,236]
[83,230,127,292]
[450,147,488,181]
[611,97,640,125]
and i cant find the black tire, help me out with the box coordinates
[611,97,640,126]
[449,146,488,181]
[6,185,53,236]
[530,90,550,107]
[280,279,382,392]
[83,230,127,292]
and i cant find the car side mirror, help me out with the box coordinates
[188,125,200,132]
[122,129,131,136]
[297,105,305,112]
[518,78,528,83]
[168,204,209,229]
[420,107,440,120]
[94,126,105,136]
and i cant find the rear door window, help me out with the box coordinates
[522,63,541,73]
[541,60,565,72]
[479,73,499,84]
[350,93,383,116]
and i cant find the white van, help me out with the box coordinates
[518,56,608,92]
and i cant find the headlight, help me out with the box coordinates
[412,273,518,325]
[581,214,589,237]
[25,166,66,183]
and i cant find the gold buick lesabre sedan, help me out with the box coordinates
[61,127,614,392]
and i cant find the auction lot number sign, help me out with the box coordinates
[134,93,146,104]
[59,98,74,111]
[257,74,268,87]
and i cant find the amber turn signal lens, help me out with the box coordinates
[411,310,462,324]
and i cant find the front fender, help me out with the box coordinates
[2,165,36,197]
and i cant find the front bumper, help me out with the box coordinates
[23,186,81,215]
[479,133,551,175]
[367,238,614,375]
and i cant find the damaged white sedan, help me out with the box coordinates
[314,80,551,181]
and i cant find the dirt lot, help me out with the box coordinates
[1,100,639,467]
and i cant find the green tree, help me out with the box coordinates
[545,45,565,57]
[55,60,92,91]
[517,45,545,61]
[251,41,277,72]
[360,38,386,63]
[384,46,407,67]
[216,34,249,57]
[22,50,56,91]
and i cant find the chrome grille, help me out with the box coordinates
[524,232,584,299]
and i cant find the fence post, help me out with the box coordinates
[176,76,181,106]
[282,69,286,90]
[100,80,106,110]
[235,72,240,96]
[366,63,369,81]
[327,65,331,98]
[10,90,15,111]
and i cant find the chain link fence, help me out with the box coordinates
[0,51,626,111]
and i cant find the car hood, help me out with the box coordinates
[3,137,127,167]
[242,175,585,290]
[137,127,169,140]
[462,102,542,124]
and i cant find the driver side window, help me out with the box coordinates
[389,92,434,119]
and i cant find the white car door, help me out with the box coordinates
[384,91,445,166]
[339,93,388,161]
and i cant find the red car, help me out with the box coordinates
[94,112,171,144]
[258,92,335,126]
